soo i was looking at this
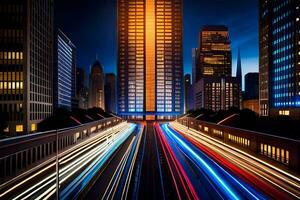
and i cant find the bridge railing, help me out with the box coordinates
[177,117,300,173]
[0,117,123,183]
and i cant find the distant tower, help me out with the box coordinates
[89,61,105,110]
[236,48,242,88]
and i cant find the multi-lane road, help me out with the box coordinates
[155,122,300,200]
[1,121,299,199]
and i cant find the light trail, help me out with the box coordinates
[100,123,144,200]
[170,122,300,199]
[0,122,136,200]
[154,123,199,200]
[160,123,268,200]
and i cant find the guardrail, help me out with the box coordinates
[0,117,123,183]
[177,117,300,173]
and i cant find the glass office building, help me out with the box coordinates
[259,0,300,118]
[54,29,76,111]
[117,0,183,119]
[0,0,53,134]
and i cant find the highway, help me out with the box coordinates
[0,122,138,200]
[166,122,300,199]
[1,120,299,199]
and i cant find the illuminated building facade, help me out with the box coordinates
[193,25,241,111]
[0,0,53,134]
[259,0,300,118]
[195,26,231,81]
[195,77,241,112]
[53,29,76,111]
[89,61,105,110]
[117,0,183,119]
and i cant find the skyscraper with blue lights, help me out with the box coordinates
[259,0,300,118]
[117,0,183,120]
[54,29,76,111]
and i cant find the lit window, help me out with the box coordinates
[31,124,37,132]
[16,125,23,132]
[297,18,299,22]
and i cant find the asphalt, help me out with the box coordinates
[137,122,165,200]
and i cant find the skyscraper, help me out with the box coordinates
[194,26,241,111]
[89,60,105,110]
[105,73,116,113]
[117,0,183,119]
[259,0,300,118]
[195,26,231,81]
[0,0,53,134]
[53,29,76,111]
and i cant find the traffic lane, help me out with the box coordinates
[138,122,165,200]
[154,123,201,200]
[82,133,136,199]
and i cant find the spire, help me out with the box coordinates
[236,48,242,86]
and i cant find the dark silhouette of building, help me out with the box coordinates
[259,0,300,118]
[105,73,116,113]
[89,60,105,110]
[117,0,183,120]
[76,68,88,109]
[0,0,54,134]
[53,29,76,111]
[243,72,259,114]
[76,68,85,98]
[192,48,197,85]
[236,48,242,88]
[245,73,259,100]
[184,74,191,113]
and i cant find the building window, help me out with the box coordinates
[260,143,289,165]
[16,125,23,132]
[31,123,37,132]
[279,110,289,116]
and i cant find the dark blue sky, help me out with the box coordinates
[56,0,259,82]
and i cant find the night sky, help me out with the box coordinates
[55,0,259,87]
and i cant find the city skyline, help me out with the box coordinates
[1,1,300,199]
[55,0,259,82]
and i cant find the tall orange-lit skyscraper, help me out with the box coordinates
[117,0,183,119]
